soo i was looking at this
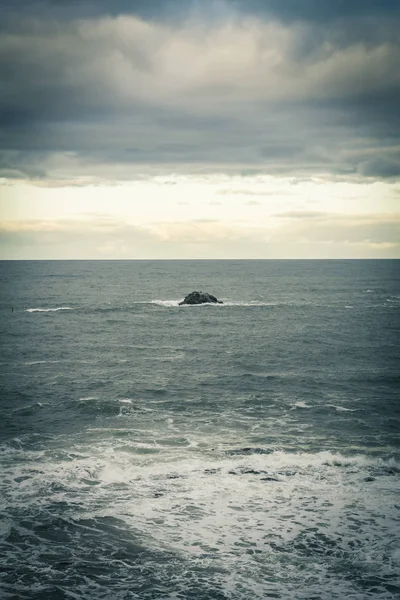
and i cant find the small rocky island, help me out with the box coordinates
[179,291,223,306]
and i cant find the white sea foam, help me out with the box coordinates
[150,299,180,307]
[292,401,313,409]
[12,401,47,413]
[141,352,185,361]
[26,307,73,313]
[328,404,357,413]
[150,299,279,307]
[223,301,279,306]
[2,442,398,600]
[23,360,61,365]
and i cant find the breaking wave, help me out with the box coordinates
[150,299,281,307]
[26,307,73,313]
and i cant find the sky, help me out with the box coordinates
[0,0,399,259]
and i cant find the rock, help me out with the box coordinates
[229,469,263,476]
[179,291,223,306]
[226,447,272,456]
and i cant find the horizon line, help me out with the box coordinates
[1,258,399,262]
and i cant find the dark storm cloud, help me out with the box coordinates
[1,0,399,21]
[0,1,399,182]
[0,0,162,21]
[358,157,400,178]
[234,0,400,22]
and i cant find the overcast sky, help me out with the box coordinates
[0,0,399,258]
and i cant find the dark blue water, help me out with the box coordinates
[0,260,399,599]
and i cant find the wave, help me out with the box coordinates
[12,401,47,415]
[225,447,273,456]
[71,397,122,418]
[216,449,400,472]
[84,306,135,314]
[290,401,357,413]
[23,297,398,315]
[223,301,279,307]
[326,404,357,413]
[150,299,280,308]
[26,307,73,313]
[2,443,398,600]
[23,360,61,366]
[150,300,181,307]
[291,401,314,409]
[23,300,346,314]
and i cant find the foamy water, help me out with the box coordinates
[1,259,399,599]
[26,306,73,312]
[1,429,399,600]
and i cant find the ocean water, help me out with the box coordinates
[0,259,399,600]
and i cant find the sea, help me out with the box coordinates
[0,259,399,600]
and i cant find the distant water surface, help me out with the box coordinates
[0,260,399,599]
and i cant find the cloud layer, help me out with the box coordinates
[1,211,399,259]
[1,0,399,183]
[1,1,399,258]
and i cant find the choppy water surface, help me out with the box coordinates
[0,260,399,599]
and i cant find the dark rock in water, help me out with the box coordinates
[204,468,220,475]
[228,468,268,476]
[228,468,280,480]
[277,470,297,477]
[226,447,272,456]
[179,291,223,306]
[242,468,265,476]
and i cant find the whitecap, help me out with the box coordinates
[119,398,133,404]
[3,442,398,600]
[23,360,61,366]
[328,405,357,413]
[150,300,180,307]
[392,548,400,562]
[150,299,279,308]
[26,307,73,313]
[292,401,313,409]
[222,301,279,307]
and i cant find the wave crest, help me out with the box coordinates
[26,307,73,313]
